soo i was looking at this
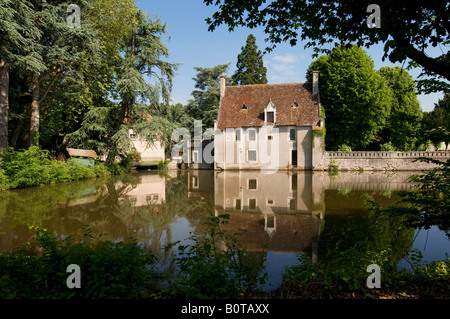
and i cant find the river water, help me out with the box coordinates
[0,169,448,290]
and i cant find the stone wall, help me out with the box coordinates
[313,150,450,171]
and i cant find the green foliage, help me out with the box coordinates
[0,227,163,299]
[0,167,8,191]
[186,64,231,132]
[172,213,267,298]
[157,159,170,170]
[380,142,395,151]
[66,10,177,163]
[232,34,267,85]
[0,214,268,299]
[377,67,422,151]
[328,159,339,175]
[282,248,394,294]
[421,95,450,150]
[338,144,352,151]
[307,45,393,150]
[0,147,109,190]
[280,195,416,296]
[204,1,450,94]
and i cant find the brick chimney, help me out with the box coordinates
[312,70,319,98]
[312,70,322,127]
[220,73,226,98]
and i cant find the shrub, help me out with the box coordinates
[172,213,267,298]
[338,144,352,151]
[0,227,164,299]
[0,147,110,190]
[0,168,8,191]
[328,159,339,175]
[158,160,170,170]
[380,142,396,151]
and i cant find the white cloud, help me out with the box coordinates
[272,53,299,64]
[267,53,305,83]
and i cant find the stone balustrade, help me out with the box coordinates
[312,151,450,171]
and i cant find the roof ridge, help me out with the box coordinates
[225,82,307,88]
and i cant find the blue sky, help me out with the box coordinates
[137,0,444,112]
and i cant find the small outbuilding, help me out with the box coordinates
[66,148,98,167]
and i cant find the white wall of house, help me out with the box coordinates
[129,130,165,162]
[214,125,317,170]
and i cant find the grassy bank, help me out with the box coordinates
[0,147,112,191]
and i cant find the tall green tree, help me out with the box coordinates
[35,0,140,150]
[27,0,99,147]
[186,63,231,131]
[204,0,450,94]
[377,66,422,151]
[66,10,178,164]
[0,0,45,150]
[232,34,267,85]
[306,45,393,150]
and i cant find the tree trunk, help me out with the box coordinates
[0,60,9,150]
[30,74,40,147]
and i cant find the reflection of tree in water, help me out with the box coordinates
[318,189,415,269]
[0,176,111,252]
[59,172,212,261]
[0,170,215,265]
[165,171,214,236]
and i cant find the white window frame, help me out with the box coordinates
[235,129,241,141]
[248,149,257,162]
[264,100,276,125]
[248,129,256,141]
[266,111,275,124]
[248,178,258,190]
[289,127,296,141]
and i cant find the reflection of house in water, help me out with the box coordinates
[66,173,167,209]
[121,173,166,207]
[214,171,322,262]
[186,170,215,202]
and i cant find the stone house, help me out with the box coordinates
[127,113,165,163]
[214,72,324,170]
[129,129,165,163]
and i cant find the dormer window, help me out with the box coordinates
[242,103,248,110]
[292,101,298,108]
[264,100,276,125]
[266,111,274,123]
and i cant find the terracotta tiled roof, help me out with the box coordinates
[217,82,320,131]
[66,148,98,158]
